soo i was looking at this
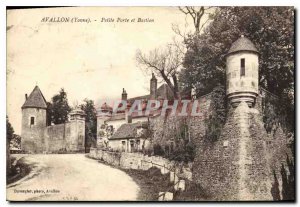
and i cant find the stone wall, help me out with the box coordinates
[146,86,293,200]
[88,148,192,180]
[44,120,85,153]
[45,123,66,152]
[192,101,292,201]
[149,93,212,150]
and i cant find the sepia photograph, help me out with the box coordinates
[6,6,295,202]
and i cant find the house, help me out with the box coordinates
[108,121,150,152]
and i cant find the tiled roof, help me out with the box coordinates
[156,84,174,100]
[227,35,258,55]
[22,86,47,109]
[110,121,148,140]
[128,83,174,103]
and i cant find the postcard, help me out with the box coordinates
[6,6,295,201]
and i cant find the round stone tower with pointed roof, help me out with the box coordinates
[226,35,259,107]
[21,85,47,153]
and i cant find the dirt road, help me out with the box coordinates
[7,154,139,201]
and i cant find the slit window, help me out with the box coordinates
[240,58,245,77]
[30,117,35,125]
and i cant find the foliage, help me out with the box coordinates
[47,88,72,125]
[80,99,97,150]
[6,116,14,142]
[169,121,196,162]
[10,134,21,149]
[180,7,294,132]
[204,86,227,142]
[271,155,295,201]
[153,144,164,156]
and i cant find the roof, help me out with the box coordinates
[69,107,85,116]
[156,84,174,100]
[101,102,113,111]
[22,86,47,109]
[110,121,148,140]
[128,83,174,103]
[227,35,258,56]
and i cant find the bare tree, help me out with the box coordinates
[136,42,184,99]
[178,6,215,34]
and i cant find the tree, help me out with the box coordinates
[180,7,294,132]
[48,88,72,125]
[136,42,184,99]
[6,116,14,142]
[178,6,216,34]
[6,116,14,173]
[80,99,97,152]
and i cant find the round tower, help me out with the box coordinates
[226,35,259,107]
[21,86,47,153]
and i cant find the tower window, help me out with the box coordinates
[30,117,35,125]
[240,58,245,77]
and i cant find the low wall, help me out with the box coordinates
[88,148,192,181]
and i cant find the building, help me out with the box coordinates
[94,35,293,200]
[192,35,292,200]
[226,35,259,107]
[21,86,86,153]
[109,121,149,153]
[96,73,175,149]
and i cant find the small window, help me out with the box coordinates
[240,58,245,77]
[30,117,35,125]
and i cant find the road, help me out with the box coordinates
[7,154,139,201]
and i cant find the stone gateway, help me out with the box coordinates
[21,86,86,153]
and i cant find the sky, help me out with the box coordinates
[7,7,210,134]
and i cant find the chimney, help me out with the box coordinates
[25,94,28,100]
[125,106,132,123]
[150,73,157,99]
[122,88,127,101]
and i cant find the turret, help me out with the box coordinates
[226,35,259,107]
[150,73,157,99]
[21,85,47,153]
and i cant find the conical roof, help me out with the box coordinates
[101,102,113,111]
[21,86,47,109]
[227,35,258,55]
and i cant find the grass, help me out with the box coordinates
[89,156,209,201]
[7,157,31,185]
[122,167,210,201]
[123,167,172,201]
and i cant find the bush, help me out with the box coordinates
[153,144,164,156]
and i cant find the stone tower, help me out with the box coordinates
[193,36,287,200]
[226,35,259,107]
[150,73,157,99]
[21,85,47,153]
[96,103,112,146]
